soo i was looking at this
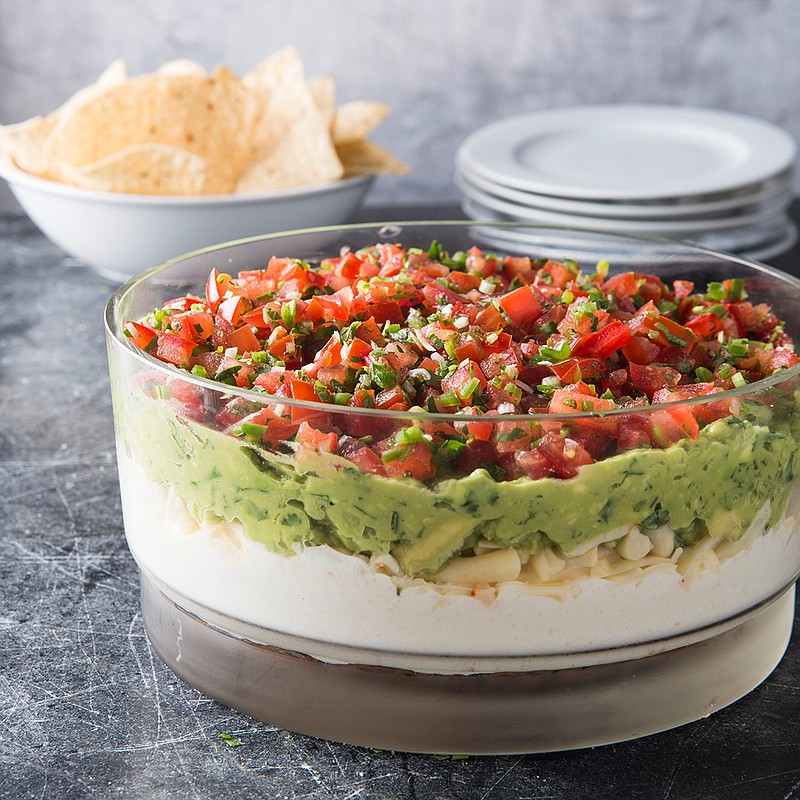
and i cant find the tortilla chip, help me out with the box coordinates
[58,60,129,117]
[308,73,336,128]
[0,116,60,177]
[0,52,408,195]
[157,59,207,77]
[337,138,410,177]
[46,65,252,193]
[237,47,343,192]
[61,143,209,194]
[332,101,389,145]
[95,59,128,86]
[0,61,129,179]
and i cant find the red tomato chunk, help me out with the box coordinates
[126,243,799,482]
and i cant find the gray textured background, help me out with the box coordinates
[1,0,799,211]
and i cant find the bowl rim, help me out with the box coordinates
[0,151,374,205]
[105,219,800,424]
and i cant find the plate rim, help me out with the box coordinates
[457,104,798,201]
[460,197,799,263]
[456,171,793,234]
[456,154,794,220]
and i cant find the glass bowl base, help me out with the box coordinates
[140,573,795,754]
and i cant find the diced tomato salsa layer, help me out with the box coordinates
[126,241,798,482]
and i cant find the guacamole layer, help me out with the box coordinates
[123,397,800,578]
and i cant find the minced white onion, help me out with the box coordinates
[411,330,437,352]
[408,368,433,381]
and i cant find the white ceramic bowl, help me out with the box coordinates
[0,155,374,282]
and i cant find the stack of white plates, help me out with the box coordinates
[456,105,798,261]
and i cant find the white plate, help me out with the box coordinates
[456,156,794,220]
[460,196,795,258]
[466,213,798,267]
[740,223,799,262]
[458,105,797,201]
[456,173,792,235]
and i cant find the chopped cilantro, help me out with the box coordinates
[654,322,687,348]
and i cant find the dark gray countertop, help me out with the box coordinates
[1,207,799,800]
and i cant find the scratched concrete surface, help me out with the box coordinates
[0,212,799,799]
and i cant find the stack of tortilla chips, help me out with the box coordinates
[0,47,409,195]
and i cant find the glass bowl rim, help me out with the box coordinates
[104,219,800,424]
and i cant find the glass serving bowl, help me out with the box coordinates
[105,221,800,754]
